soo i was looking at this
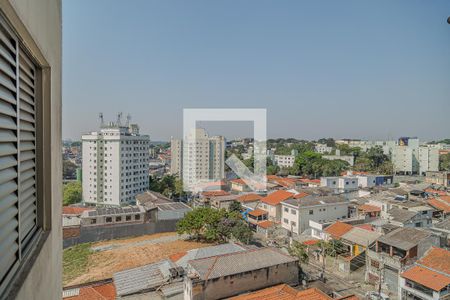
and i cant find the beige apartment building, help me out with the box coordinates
[170,128,225,189]
[0,0,62,299]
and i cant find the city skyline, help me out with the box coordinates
[63,1,450,141]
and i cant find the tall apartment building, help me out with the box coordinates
[170,128,225,189]
[82,117,150,206]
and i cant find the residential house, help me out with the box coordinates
[425,171,450,187]
[366,227,440,295]
[385,208,433,228]
[400,247,450,300]
[236,193,263,205]
[281,195,349,235]
[184,247,299,300]
[63,280,116,300]
[357,204,381,219]
[194,190,230,208]
[427,196,450,218]
[260,190,295,221]
[210,194,240,210]
[230,178,252,193]
[320,176,359,191]
[247,209,269,229]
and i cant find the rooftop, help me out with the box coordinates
[324,222,353,238]
[248,208,268,217]
[258,220,275,229]
[201,190,230,197]
[113,259,175,296]
[357,204,381,213]
[174,243,246,268]
[188,247,297,281]
[341,227,381,246]
[377,227,432,250]
[261,190,295,206]
[417,247,450,274]
[283,195,348,208]
[387,208,418,223]
[401,265,450,291]
[228,284,331,300]
[62,206,93,215]
[63,282,116,300]
[237,193,263,203]
[427,198,450,213]
[135,191,172,206]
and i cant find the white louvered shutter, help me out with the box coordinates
[0,18,38,289]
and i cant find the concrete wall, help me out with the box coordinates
[185,261,299,300]
[0,0,62,299]
[63,220,178,248]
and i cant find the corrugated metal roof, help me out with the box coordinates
[188,247,297,280]
[377,227,431,250]
[176,243,246,268]
[113,259,175,296]
[159,281,184,297]
[341,227,381,246]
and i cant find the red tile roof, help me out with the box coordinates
[427,198,450,213]
[248,209,268,217]
[418,247,450,274]
[356,224,374,232]
[64,282,116,300]
[230,178,247,185]
[303,239,320,246]
[258,220,275,229]
[299,179,320,184]
[358,204,381,213]
[401,266,450,291]
[62,206,92,215]
[324,222,353,238]
[169,251,187,262]
[261,190,294,206]
[228,284,331,300]
[237,193,263,203]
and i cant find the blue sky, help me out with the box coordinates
[63,0,450,141]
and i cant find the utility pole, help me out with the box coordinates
[378,257,384,296]
[321,241,326,282]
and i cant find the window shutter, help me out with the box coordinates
[0,20,19,285]
[0,18,38,288]
[18,48,37,251]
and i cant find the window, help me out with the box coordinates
[309,210,314,215]
[0,17,45,294]
[291,209,296,215]
[90,219,97,225]
[291,221,296,227]
[126,215,131,221]
[284,207,288,212]
[135,214,141,220]
[106,217,112,223]
[283,218,288,224]
[116,216,122,222]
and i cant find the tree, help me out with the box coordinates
[288,241,309,263]
[63,182,82,205]
[63,160,77,179]
[229,201,242,213]
[176,207,253,244]
[440,153,450,171]
[148,175,186,199]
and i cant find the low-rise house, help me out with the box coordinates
[228,284,332,300]
[323,221,353,240]
[260,190,295,221]
[400,247,450,300]
[281,195,349,235]
[136,190,172,207]
[210,194,240,210]
[80,206,147,226]
[320,176,359,191]
[184,247,299,300]
[357,204,381,219]
[385,208,432,228]
[236,193,263,205]
[425,171,450,187]
[256,220,275,237]
[428,197,450,218]
[428,218,450,247]
[63,280,116,300]
[366,227,440,295]
[194,190,231,208]
[230,178,252,193]
[247,209,269,229]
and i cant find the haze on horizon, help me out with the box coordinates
[63,0,450,142]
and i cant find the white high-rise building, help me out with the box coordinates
[82,117,150,206]
[170,128,225,188]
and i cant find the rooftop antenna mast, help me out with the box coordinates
[117,112,123,126]
[99,112,104,127]
[126,114,131,126]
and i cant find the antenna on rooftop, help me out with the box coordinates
[126,114,131,126]
[117,112,123,126]
[99,113,104,127]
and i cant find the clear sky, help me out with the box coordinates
[63,0,450,141]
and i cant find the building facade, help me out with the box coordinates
[171,128,225,189]
[82,119,150,206]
